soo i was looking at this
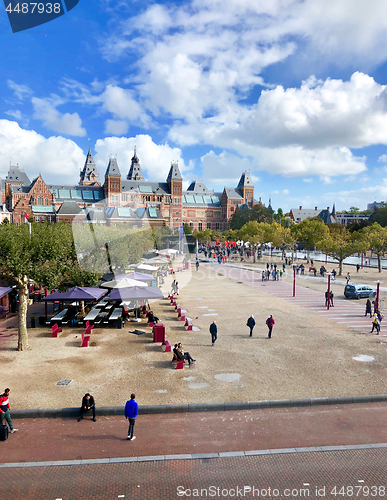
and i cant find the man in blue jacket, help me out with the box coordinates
[124,393,138,441]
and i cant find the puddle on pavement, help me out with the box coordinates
[214,373,241,383]
[192,326,201,331]
[195,297,203,300]
[182,376,196,381]
[155,389,167,393]
[352,355,374,362]
[196,306,208,309]
[203,313,218,316]
[188,382,209,389]
[208,309,217,311]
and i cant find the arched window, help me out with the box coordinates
[45,199,49,206]
[38,195,43,205]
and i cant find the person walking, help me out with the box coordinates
[365,299,372,318]
[325,290,329,307]
[0,388,18,434]
[266,315,275,339]
[371,313,380,334]
[196,260,199,271]
[210,320,217,346]
[78,393,96,422]
[246,315,255,337]
[125,393,138,441]
[346,272,351,284]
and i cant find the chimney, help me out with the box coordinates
[299,206,302,210]
[315,206,317,210]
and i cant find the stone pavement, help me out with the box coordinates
[2,402,387,464]
[1,403,387,499]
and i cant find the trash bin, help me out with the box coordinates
[153,323,165,343]
[116,318,123,329]
[38,316,46,326]
[30,317,36,328]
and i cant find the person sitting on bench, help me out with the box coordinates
[147,311,159,324]
[175,343,195,365]
[78,393,96,422]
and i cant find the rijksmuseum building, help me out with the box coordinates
[0,147,259,230]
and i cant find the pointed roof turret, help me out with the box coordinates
[105,156,121,177]
[127,145,144,181]
[167,161,182,182]
[79,143,100,185]
[237,171,253,188]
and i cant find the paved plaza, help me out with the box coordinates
[1,255,387,498]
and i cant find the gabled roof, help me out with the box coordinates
[290,208,320,222]
[167,161,182,181]
[5,166,30,186]
[105,157,121,177]
[318,209,336,225]
[56,201,82,215]
[80,146,100,184]
[223,187,243,200]
[121,181,170,196]
[186,180,212,194]
[126,147,144,181]
[237,171,253,188]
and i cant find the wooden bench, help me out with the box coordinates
[164,340,172,352]
[185,322,193,331]
[177,306,181,316]
[171,299,176,307]
[180,314,185,322]
[51,323,62,338]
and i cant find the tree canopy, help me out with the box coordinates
[229,204,273,230]
[0,222,100,351]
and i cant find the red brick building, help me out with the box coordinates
[1,147,257,229]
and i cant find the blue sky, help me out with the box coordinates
[1,0,387,213]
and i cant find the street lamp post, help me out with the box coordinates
[375,280,382,311]
[293,265,296,297]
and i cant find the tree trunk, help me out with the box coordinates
[307,248,310,264]
[253,245,256,263]
[378,254,382,273]
[338,260,343,276]
[17,275,29,351]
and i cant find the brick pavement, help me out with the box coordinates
[2,448,387,499]
[2,403,387,464]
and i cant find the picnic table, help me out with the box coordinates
[95,300,109,308]
[108,308,123,323]
[50,308,68,325]
[83,308,101,323]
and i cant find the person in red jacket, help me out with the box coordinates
[266,315,275,339]
[0,388,18,433]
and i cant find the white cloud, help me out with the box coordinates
[32,97,86,137]
[7,80,33,101]
[0,120,85,184]
[104,119,129,136]
[200,150,253,186]
[282,189,289,195]
[101,85,151,127]
[378,154,387,163]
[94,134,188,182]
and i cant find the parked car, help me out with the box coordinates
[344,284,376,299]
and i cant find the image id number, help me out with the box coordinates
[331,485,385,496]
[6,3,62,14]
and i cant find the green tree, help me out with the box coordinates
[369,206,387,227]
[239,221,272,262]
[361,223,387,273]
[316,224,362,275]
[0,222,98,351]
[229,204,273,230]
[292,218,329,263]
[183,223,192,235]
